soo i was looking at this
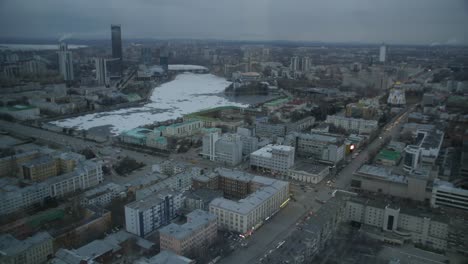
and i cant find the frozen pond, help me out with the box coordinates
[51,73,249,135]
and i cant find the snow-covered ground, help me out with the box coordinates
[51,73,247,135]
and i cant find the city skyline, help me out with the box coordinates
[1,0,467,45]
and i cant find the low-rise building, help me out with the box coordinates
[351,165,431,202]
[346,195,453,251]
[288,162,330,184]
[287,132,345,164]
[326,115,378,134]
[163,120,204,137]
[80,182,126,207]
[250,145,295,172]
[375,149,402,166]
[255,116,315,138]
[0,232,53,264]
[135,250,195,264]
[159,209,217,256]
[52,230,155,264]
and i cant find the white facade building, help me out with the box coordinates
[289,133,345,164]
[326,115,378,134]
[379,44,387,63]
[95,57,109,86]
[209,177,289,234]
[214,134,243,166]
[202,132,220,161]
[250,145,295,172]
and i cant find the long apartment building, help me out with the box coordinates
[0,160,103,215]
[0,149,84,180]
[250,145,295,172]
[325,115,378,134]
[286,132,345,164]
[159,209,217,256]
[255,116,315,137]
[345,195,468,253]
[209,174,289,234]
[125,190,184,237]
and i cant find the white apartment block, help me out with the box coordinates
[326,115,378,134]
[80,182,126,207]
[250,145,295,172]
[214,134,243,166]
[201,132,220,161]
[125,190,184,237]
[209,177,289,234]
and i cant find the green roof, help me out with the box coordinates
[0,105,37,112]
[27,209,65,228]
[264,97,291,107]
[121,128,152,138]
[377,149,401,161]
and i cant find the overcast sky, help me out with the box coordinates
[1,0,467,45]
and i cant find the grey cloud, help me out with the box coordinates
[0,0,467,44]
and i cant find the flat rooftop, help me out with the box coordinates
[355,165,407,184]
[251,144,294,159]
[210,179,288,215]
[291,161,329,174]
[159,209,216,240]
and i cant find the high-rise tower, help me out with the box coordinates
[57,42,74,81]
[111,24,122,75]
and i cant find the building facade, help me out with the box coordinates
[250,145,295,172]
[326,115,378,134]
[57,42,74,81]
[125,190,184,237]
[209,177,289,234]
[288,132,345,164]
[159,209,217,256]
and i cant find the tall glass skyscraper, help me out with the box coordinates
[111,24,122,76]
